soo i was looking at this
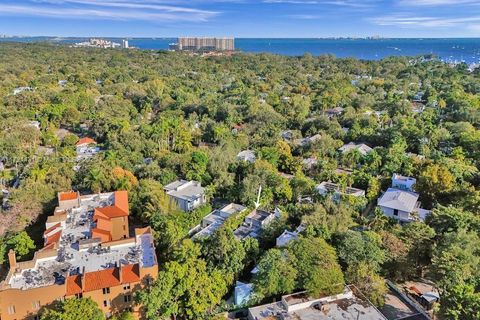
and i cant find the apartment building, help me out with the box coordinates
[0,191,158,320]
[170,37,235,51]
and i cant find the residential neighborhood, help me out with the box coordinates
[0,30,477,320]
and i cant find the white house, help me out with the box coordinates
[377,188,430,223]
[276,230,298,247]
[237,150,256,163]
[13,86,34,95]
[392,173,416,192]
[75,137,99,161]
[192,203,246,238]
[302,157,317,169]
[164,180,206,212]
[294,134,321,147]
[338,143,373,156]
[234,208,280,240]
[316,181,365,200]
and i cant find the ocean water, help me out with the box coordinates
[1,37,479,63]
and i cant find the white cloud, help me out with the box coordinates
[399,0,480,6]
[263,0,377,7]
[33,0,215,13]
[0,3,218,21]
[370,15,480,28]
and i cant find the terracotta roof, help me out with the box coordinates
[66,275,82,296]
[67,264,141,294]
[76,137,97,146]
[94,191,129,219]
[59,191,78,201]
[91,228,112,242]
[45,231,62,246]
[122,264,140,283]
[84,268,120,292]
[44,223,61,235]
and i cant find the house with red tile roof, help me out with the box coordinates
[75,137,97,146]
[76,137,100,163]
[0,191,158,320]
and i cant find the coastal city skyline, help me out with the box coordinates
[0,0,480,38]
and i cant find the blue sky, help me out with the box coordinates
[0,0,479,37]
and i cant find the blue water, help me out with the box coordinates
[1,37,480,63]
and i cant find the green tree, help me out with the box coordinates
[334,230,386,272]
[289,237,345,297]
[41,297,104,320]
[400,222,435,277]
[7,231,35,259]
[252,248,298,298]
[345,262,387,306]
[138,240,227,320]
[426,205,479,236]
[112,312,135,320]
[416,164,455,206]
[201,227,246,283]
[431,230,480,320]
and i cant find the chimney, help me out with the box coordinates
[8,250,16,269]
[118,260,123,283]
[81,266,86,289]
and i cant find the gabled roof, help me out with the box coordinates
[66,275,82,296]
[76,137,97,146]
[122,264,141,283]
[91,228,112,242]
[58,191,78,201]
[84,268,121,292]
[82,264,140,292]
[378,188,419,213]
[43,223,61,236]
[164,180,205,201]
[45,231,62,246]
[338,142,373,156]
[94,191,129,219]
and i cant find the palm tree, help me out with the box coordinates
[85,168,106,193]
[368,208,391,231]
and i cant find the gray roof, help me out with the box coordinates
[237,150,256,162]
[164,180,205,201]
[339,143,373,156]
[248,287,387,320]
[377,188,419,212]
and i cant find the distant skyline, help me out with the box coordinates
[0,1,479,38]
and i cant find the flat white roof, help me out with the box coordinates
[8,192,155,290]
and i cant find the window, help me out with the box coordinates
[75,293,83,298]
[103,287,110,294]
[123,284,131,290]
[34,316,40,320]
[103,300,111,307]
[393,209,399,216]
[32,300,41,310]
[124,294,132,303]
[7,305,15,315]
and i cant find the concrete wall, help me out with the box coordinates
[283,290,353,313]
[0,284,66,320]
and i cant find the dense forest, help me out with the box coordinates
[0,43,479,320]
